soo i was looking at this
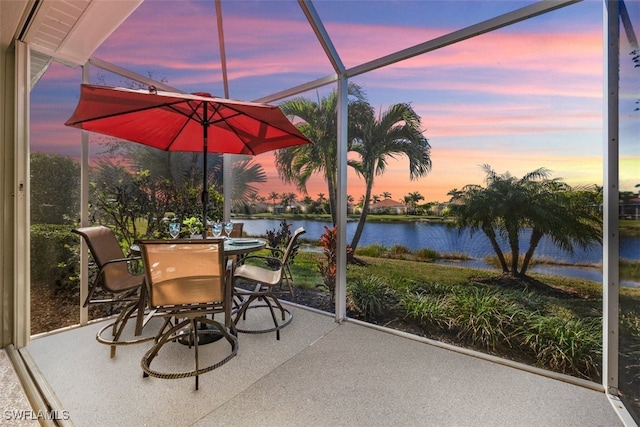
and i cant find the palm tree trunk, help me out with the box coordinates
[327,174,338,226]
[521,228,543,276]
[349,179,374,260]
[483,226,509,273]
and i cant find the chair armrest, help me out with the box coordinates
[98,256,143,278]
[265,246,285,257]
[102,256,141,266]
[237,254,282,269]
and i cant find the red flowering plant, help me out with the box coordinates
[317,226,352,302]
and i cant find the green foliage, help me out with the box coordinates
[182,216,204,236]
[347,275,393,321]
[389,244,410,255]
[354,244,386,258]
[400,292,451,329]
[450,287,524,351]
[414,247,440,260]
[30,224,79,290]
[520,315,601,378]
[31,153,80,224]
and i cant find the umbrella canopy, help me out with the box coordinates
[65,83,312,219]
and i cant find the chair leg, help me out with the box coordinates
[135,286,148,336]
[192,318,199,391]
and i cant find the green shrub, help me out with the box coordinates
[450,287,524,351]
[389,244,410,255]
[400,292,451,329]
[520,315,601,379]
[30,224,79,290]
[347,275,392,321]
[411,280,457,296]
[355,244,387,258]
[414,247,440,261]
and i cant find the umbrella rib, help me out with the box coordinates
[205,104,304,155]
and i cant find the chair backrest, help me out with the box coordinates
[138,239,227,308]
[73,226,133,290]
[230,222,244,238]
[282,227,306,266]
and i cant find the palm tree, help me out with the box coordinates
[226,158,267,212]
[349,103,432,255]
[405,191,425,213]
[382,191,392,200]
[448,165,602,276]
[267,191,280,213]
[275,83,367,226]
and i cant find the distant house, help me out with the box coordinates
[369,199,407,214]
[622,197,640,219]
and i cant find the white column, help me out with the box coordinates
[602,0,620,395]
[80,66,90,326]
[13,41,31,348]
[335,77,348,322]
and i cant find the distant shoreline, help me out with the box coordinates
[234,213,640,237]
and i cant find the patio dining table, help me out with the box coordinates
[129,237,266,258]
[130,237,267,345]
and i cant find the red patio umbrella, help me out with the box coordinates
[65,83,311,219]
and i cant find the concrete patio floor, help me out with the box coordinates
[22,303,624,426]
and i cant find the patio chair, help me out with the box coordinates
[233,227,305,340]
[230,222,244,238]
[72,226,151,358]
[138,239,238,390]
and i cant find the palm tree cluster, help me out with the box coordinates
[447,165,602,277]
[274,83,432,255]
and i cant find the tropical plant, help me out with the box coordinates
[347,275,392,321]
[275,83,367,226]
[348,103,432,257]
[182,216,204,236]
[520,315,601,378]
[447,165,602,276]
[317,225,352,301]
[90,142,261,238]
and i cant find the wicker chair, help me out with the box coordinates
[72,226,150,357]
[137,239,238,390]
[233,227,305,340]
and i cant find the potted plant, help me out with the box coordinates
[183,216,204,238]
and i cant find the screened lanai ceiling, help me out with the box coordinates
[22,0,584,101]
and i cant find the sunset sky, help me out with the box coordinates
[30,0,638,203]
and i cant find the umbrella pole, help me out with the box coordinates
[202,103,209,225]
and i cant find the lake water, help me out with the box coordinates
[238,218,640,287]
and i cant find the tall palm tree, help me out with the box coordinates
[275,83,367,226]
[349,103,432,255]
[382,191,392,200]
